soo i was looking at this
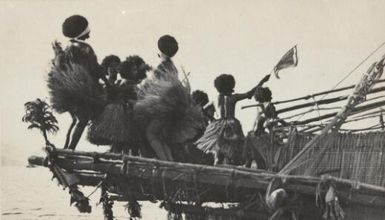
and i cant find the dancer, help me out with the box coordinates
[134,35,204,161]
[243,85,288,169]
[196,74,270,165]
[88,56,151,154]
[253,87,278,135]
[192,90,212,126]
[47,15,108,150]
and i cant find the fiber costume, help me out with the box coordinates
[47,15,107,150]
[87,81,137,146]
[134,76,204,146]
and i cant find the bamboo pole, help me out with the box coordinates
[51,147,276,175]
[349,109,385,120]
[277,96,347,114]
[241,79,385,109]
[340,125,382,132]
[344,114,385,124]
[276,86,385,115]
[280,107,342,121]
[291,100,385,125]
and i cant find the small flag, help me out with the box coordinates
[273,45,298,79]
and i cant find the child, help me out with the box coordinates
[192,90,209,107]
[196,74,270,165]
[192,90,215,127]
[243,85,288,169]
[179,90,215,165]
[101,55,121,84]
[253,86,288,135]
[88,56,151,154]
[48,15,108,150]
[203,103,216,124]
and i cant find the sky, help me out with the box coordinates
[1,0,385,166]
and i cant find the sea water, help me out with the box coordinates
[1,166,167,220]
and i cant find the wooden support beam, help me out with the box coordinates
[28,153,385,208]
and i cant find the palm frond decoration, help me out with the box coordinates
[22,98,59,146]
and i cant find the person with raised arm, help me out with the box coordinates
[195,74,270,165]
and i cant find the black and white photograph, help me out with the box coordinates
[1,0,385,219]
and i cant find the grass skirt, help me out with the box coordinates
[87,103,136,145]
[47,60,105,118]
[134,77,204,145]
[195,118,245,162]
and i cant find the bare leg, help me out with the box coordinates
[68,117,88,150]
[216,152,224,165]
[244,159,252,168]
[213,152,219,165]
[147,138,173,161]
[64,113,77,149]
[146,120,174,161]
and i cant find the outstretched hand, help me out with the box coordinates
[257,74,271,87]
[261,74,271,83]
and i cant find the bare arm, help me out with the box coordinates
[257,74,270,87]
[233,74,271,102]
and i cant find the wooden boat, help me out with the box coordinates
[27,57,385,219]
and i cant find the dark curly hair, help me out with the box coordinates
[158,35,178,57]
[62,15,89,38]
[254,87,272,102]
[119,55,151,80]
[214,74,235,95]
[101,55,121,70]
[192,90,209,107]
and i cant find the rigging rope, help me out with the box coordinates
[320,41,385,101]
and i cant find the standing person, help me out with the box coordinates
[192,90,211,127]
[88,56,151,155]
[195,74,270,165]
[134,35,204,161]
[253,87,278,135]
[47,15,108,150]
[179,90,215,165]
[243,86,289,169]
[203,104,216,123]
